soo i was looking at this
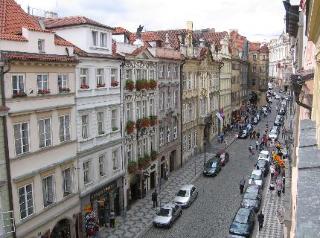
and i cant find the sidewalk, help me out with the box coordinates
[98,132,237,238]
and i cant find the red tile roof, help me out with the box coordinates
[259,44,269,53]
[0,0,45,35]
[0,33,27,41]
[54,34,74,47]
[154,48,183,60]
[1,51,78,63]
[249,42,261,52]
[44,16,114,30]
[229,30,247,50]
[113,27,130,35]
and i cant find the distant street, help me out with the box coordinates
[142,104,278,238]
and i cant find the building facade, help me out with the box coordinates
[44,17,125,229]
[0,1,81,236]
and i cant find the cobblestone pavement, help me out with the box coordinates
[98,132,237,238]
[142,115,273,238]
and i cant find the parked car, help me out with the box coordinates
[268,128,278,140]
[238,129,248,139]
[153,203,182,228]
[245,184,262,197]
[229,207,255,237]
[255,159,270,177]
[173,184,198,208]
[271,125,280,134]
[248,169,263,187]
[246,123,253,133]
[252,117,258,125]
[203,158,222,176]
[220,152,230,166]
[258,150,271,163]
[274,116,283,126]
[279,107,286,115]
[241,188,262,213]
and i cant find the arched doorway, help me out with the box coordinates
[50,219,71,238]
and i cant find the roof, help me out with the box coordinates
[43,16,114,30]
[1,51,78,63]
[0,0,46,35]
[54,34,74,47]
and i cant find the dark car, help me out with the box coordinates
[238,129,248,139]
[203,159,221,176]
[229,208,255,237]
[255,159,270,177]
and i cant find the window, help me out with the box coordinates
[126,103,133,121]
[149,99,154,115]
[136,69,142,80]
[81,115,89,139]
[38,39,45,53]
[173,121,177,140]
[92,31,98,46]
[142,138,148,152]
[253,54,257,60]
[14,122,29,155]
[100,32,107,47]
[96,69,105,87]
[137,142,142,157]
[167,91,171,109]
[142,70,147,79]
[39,118,51,148]
[126,69,132,80]
[12,74,24,95]
[97,112,105,135]
[159,92,165,110]
[188,133,191,150]
[58,74,69,92]
[149,70,155,80]
[99,154,105,176]
[167,127,171,143]
[159,127,164,146]
[83,161,90,185]
[136,101,141,119]
[151,135,156,151]
[173,90,178,108]
[194,131,197,148]
[112,150,120,170]
[42,175,55,207]
[167,65,171,78]
[111,109,118,130]
[142,100,147,117]
[37,74,49,93]
[111,68,118,86]
[80,68,89,88]
[159,65,164,79]
[252,66,256,73]
[18,184,33,219]
[183,135,187,151]
[59,115,70,142]
[172,66,176,79]
[127,144,132,161]
[62,168,72,196]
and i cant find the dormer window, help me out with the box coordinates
[92,31,98,46]
[100,33,107,47]
[38,39,45,53]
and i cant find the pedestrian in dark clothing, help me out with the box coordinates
[239,177,245,194]
[109,210,116,228]
[152,190,158,208]
[257,132,260,139]
[258,212,264,230]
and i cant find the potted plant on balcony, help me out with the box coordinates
[149,115,157,126]
[135,80,144,91]
[38,88,50,94]
[125,80,135,91]
[128,160,138,174]
[150,150,157,161]
[136,118,150,130]
[12,90,27,98]
[97,83,105,88]
[80,84,89,89]
[59,87,71,93]
[111,80,119,87]
[149,79,157,90]
[138,155,150,170]
[126,121,135,134]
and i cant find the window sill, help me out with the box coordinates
[84,181,94,187]
[79,88,92,91]
[80,137,94,143]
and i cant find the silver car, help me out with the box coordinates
[173,184,198,208]
[248,169,263,187]
[153,203,182,228]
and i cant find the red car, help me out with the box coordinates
[219,152,230,166]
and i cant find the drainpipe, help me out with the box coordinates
[0,55,16,238]
[179,59,186,168]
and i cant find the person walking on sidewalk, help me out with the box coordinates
[256,140,259,150]
[270,164,275,178]
[258,211,264,231]
[239,177,245,194]
[276,177,283,197]
[152,190,158,208]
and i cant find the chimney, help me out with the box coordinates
[186,21,193,31]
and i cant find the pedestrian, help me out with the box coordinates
[152,190,158,208]
[270,164,275,178]
[258,211,264,231]
[276,178,283,197]
[257,131,260,139]
[109,210,116,228]
[239,177,245,194]
[256,140,259,150]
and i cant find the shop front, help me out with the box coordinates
[81,178,123,231]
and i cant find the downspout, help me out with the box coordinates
[179,59,186,167]
[0,55,16,238]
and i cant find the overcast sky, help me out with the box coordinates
[16,0,295,42]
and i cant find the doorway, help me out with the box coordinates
[170,151,176,172]
[150,171,156,189]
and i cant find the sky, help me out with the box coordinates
[15,0,293,42]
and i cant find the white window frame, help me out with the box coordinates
[159,127,164,146]
[83,161,91,185]
[112,149,120,170]
[97,111,105,135]
[42,175,55,207]
[80,68,89,88]
[149,69,155,80]
[100,32,107,47]
[81,115,89,139]
[149,99,154,116]
[167,91,171,109]
[111,68,118,85]
[167,127,171,143]
[38,39,45,53]
[12,74,25,95]
[38,118,52,148]
[18,184,34,220]
[59,114,70,142]
[173,123,177,140]
[96,68,105,87]
[136,101,141,120]
[111,109,118,130]
[127,144,133,161]
[62,168,73,196]
[126,103,132,121]
[125,69,132,80]
[142,138,148,153]
[13,122,29,156]
[99,154,105,176]
[58,74,69,92]
[142,100,147,117]
[37,74,49,91]
[92,31,98,46]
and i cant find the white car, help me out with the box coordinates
[268,129,278,140]
[258,150,271,163]
[275,94,281,100]
[153,203,182,228]
[173,184,198,208]
[248,169,263,187]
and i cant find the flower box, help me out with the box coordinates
[12,91,27,98]
[38,89,50,94]
[126,121,135,134]
[80,84,89,89]
[125,80,135,91]
[149,115,157,126]
[138,155,150,170]
[111,80,119,87]
[148,79,157,90]
[97,83,105,88]
[135,79,148,91]
[136,117,150,130]
[128,161,138,174]
[59,87,71,93]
